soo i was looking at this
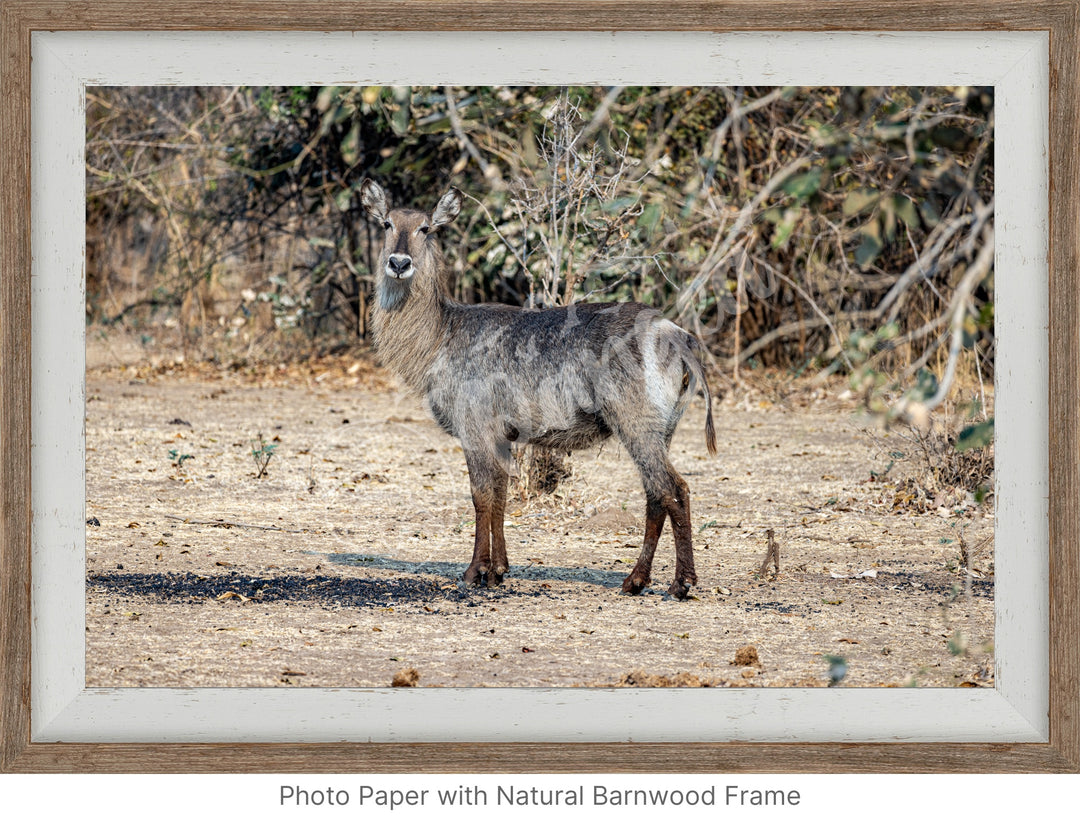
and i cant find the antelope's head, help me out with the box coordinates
[360,179,462,307]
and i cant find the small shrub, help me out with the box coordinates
[250,433,276,478]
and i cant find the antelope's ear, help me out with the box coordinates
[359,179,389,222]
[430,188,463,228]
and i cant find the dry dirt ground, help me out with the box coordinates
[85,347,995,690]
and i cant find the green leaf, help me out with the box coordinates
[771,208,799,248]
[637,202,662,233]
[781,168,822,199]
[918,199,941,228]
[854,218,883,268]
[912,368,939,401]
[390,86,411,135]
[340,122,360,166]
[761,206,785,224]
[843,188,879,217]
[881,199,897,242]
[892,196,919,227]
[375,147,401,175]
[930,125,970,151]
[602,196,637,214]
[955,419,994,452]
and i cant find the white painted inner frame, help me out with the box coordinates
[29,31,1049,743]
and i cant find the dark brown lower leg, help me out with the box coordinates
[487,467,509,586]
[622,497,666,594]
[463,488,492,586]
[665,474,696,599]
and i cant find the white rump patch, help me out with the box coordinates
[642,320,682,413]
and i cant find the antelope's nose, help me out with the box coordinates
[387,254,413,277]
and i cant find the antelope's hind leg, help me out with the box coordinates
[622,496,666,594]
[663,472,696,599]
[624,443,697,599]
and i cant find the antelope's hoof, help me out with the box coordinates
[486,569,505,587]
[666,578,695,600]
[621,573,649,595]
[462,567,485,587]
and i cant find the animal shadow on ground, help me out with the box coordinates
[326,552,628,590]
[86,555,635,613]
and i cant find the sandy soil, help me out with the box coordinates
[84,351,995,689]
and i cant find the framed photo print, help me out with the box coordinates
[2,1,1077,774]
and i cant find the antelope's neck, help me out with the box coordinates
[370,279,449,392]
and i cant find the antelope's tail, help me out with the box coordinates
[684,340,718,456]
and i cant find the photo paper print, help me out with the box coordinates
[84,85,995,689]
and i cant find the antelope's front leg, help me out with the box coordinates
[462,450,496,587]
[486,464,510,586]
[463,486,492,586]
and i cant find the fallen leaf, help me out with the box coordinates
[215,591,251,603]
[732,645,761,667]
[391,668,420,687]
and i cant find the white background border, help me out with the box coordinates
[30,30,1048,743]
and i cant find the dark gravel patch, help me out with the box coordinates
[874,570,995,600]
[86,570,562,609]
[742,599,818,615]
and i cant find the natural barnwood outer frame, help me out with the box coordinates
[1,0,1077,773]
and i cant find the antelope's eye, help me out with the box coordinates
[418,225,430,235]
[382,220,392,230]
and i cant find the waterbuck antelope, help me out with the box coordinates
[360,179,717,599]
